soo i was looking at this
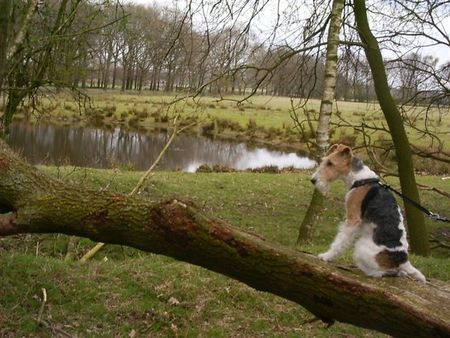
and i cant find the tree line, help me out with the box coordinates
[2,0,448,106]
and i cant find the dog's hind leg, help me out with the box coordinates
[353,237,385,278]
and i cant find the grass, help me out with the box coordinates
[1,167,449,337]
[13,89,450,174]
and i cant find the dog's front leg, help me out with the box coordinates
[318,222,358,262]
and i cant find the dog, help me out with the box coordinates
[310,144,426,282]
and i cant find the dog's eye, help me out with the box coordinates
[326,161,333,166]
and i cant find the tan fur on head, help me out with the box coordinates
[311,144,353,193]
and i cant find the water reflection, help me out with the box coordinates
[7,121,315,172]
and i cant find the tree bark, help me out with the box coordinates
[297,189,325,244]
[315,0,344,152]
[0,0,12,93]
[0,141,449,337]
[354,0,429,255]
[298,0,344,244]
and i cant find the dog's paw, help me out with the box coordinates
[318,252,334,262]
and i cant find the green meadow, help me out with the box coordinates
[15,89,450,173]
[1,167,448,337]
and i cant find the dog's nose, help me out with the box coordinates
[311,177,317,185]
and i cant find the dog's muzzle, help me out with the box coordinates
[310,177,317,185]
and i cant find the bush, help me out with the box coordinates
[216,118,242,132]
[247,118,257,131]
[196,164,212,173]
[105,105,117,117]
[201,121,216,136]
[86,108,105,127]
[136,110,149,119]
[334,130,357,147]
[160,114,169,123]
[128,116,140,128]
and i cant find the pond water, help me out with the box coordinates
[6,121,316,172]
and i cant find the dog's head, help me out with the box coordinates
[311,144,353,193]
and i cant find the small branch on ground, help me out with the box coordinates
[36,288,47,324]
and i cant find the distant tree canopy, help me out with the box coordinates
[1,0,448,105]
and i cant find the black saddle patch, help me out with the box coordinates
[361,185,403,248]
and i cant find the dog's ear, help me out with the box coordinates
[327,144,339,154]
[338,145,352,158]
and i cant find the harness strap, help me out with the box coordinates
[350,178,380,189]
[380,183,450,223]
[350,178,450,223]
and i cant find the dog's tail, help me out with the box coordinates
[400,261,426,283]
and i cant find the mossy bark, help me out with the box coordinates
[297,188,325,244]
[0,141,448,337]
[354,0,429,255]
[0,0,12,85]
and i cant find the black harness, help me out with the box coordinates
[351,178,450,223]
[350,178,380,189]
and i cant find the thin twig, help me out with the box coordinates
[417,183,450,199]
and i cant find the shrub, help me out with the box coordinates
[334,130,357,147]
[86,108,105,127]
[136,110,149,119]
[196,164,213,173]
[247,118,257,131]
[128,116,140,128]
[160,114,169,123]
[201,121,216,136]
[216,118,242,132]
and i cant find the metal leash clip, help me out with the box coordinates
[428,212,440,221]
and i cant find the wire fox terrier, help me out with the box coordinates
[311,144,426,283]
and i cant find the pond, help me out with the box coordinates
[6,121,316,172]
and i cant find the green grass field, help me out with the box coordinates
[1,167,448,337]
[15,89,450,174]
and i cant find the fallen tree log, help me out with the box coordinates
[0,141,449,337]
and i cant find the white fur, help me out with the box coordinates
[318,223,359,261]
[353,223,385,277]
[316,162,426,282]
[399,261,426,283]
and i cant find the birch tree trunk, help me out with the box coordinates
[297,0,344,244]
[0,141,448,337]
[353,0,429,255]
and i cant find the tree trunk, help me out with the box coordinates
[297,0,344,244]
[353,0,429,255]
[0,0,12,96]
[296,189,325,244]
[315,0,344,152]
[0,141,448,337]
